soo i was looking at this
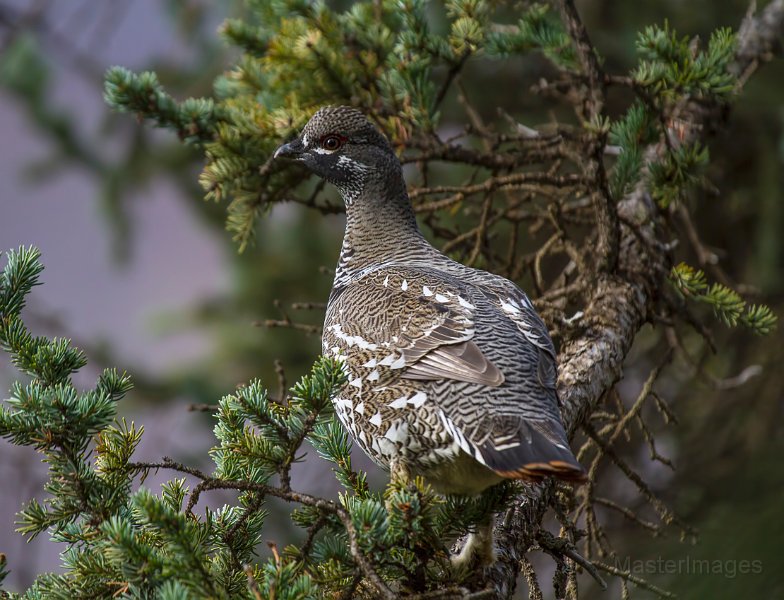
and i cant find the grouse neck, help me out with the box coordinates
[336,177,432,282]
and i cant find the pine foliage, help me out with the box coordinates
[670,262,777,333]
[102,0,775,339]
[0,248,510,598]
[103,0,588,250]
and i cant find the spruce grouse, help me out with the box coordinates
[275,106,586,564]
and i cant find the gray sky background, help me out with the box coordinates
[0,0,231,589]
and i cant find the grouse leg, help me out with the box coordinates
[451,516,496,570]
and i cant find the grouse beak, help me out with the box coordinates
[273,138,305,160]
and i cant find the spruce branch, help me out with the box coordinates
[670,262,777,334]
[0,247,399,599]
[485,4,577,69]
[487,0,784,594]
[0,553,8,591]
[103,67,218,144]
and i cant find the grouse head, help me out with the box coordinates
[274,106,400,205]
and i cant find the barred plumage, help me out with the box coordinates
[275,106,586,498]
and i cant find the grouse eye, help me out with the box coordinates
[321,135,343,151]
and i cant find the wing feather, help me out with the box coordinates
[325,268,504,388]
[402,341,505,386]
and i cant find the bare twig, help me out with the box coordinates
[536,530,608,590]
[556,0,605,119]
[273,359,287,405]
[592,562,677,599]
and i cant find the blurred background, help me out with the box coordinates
[0,0,781,597]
